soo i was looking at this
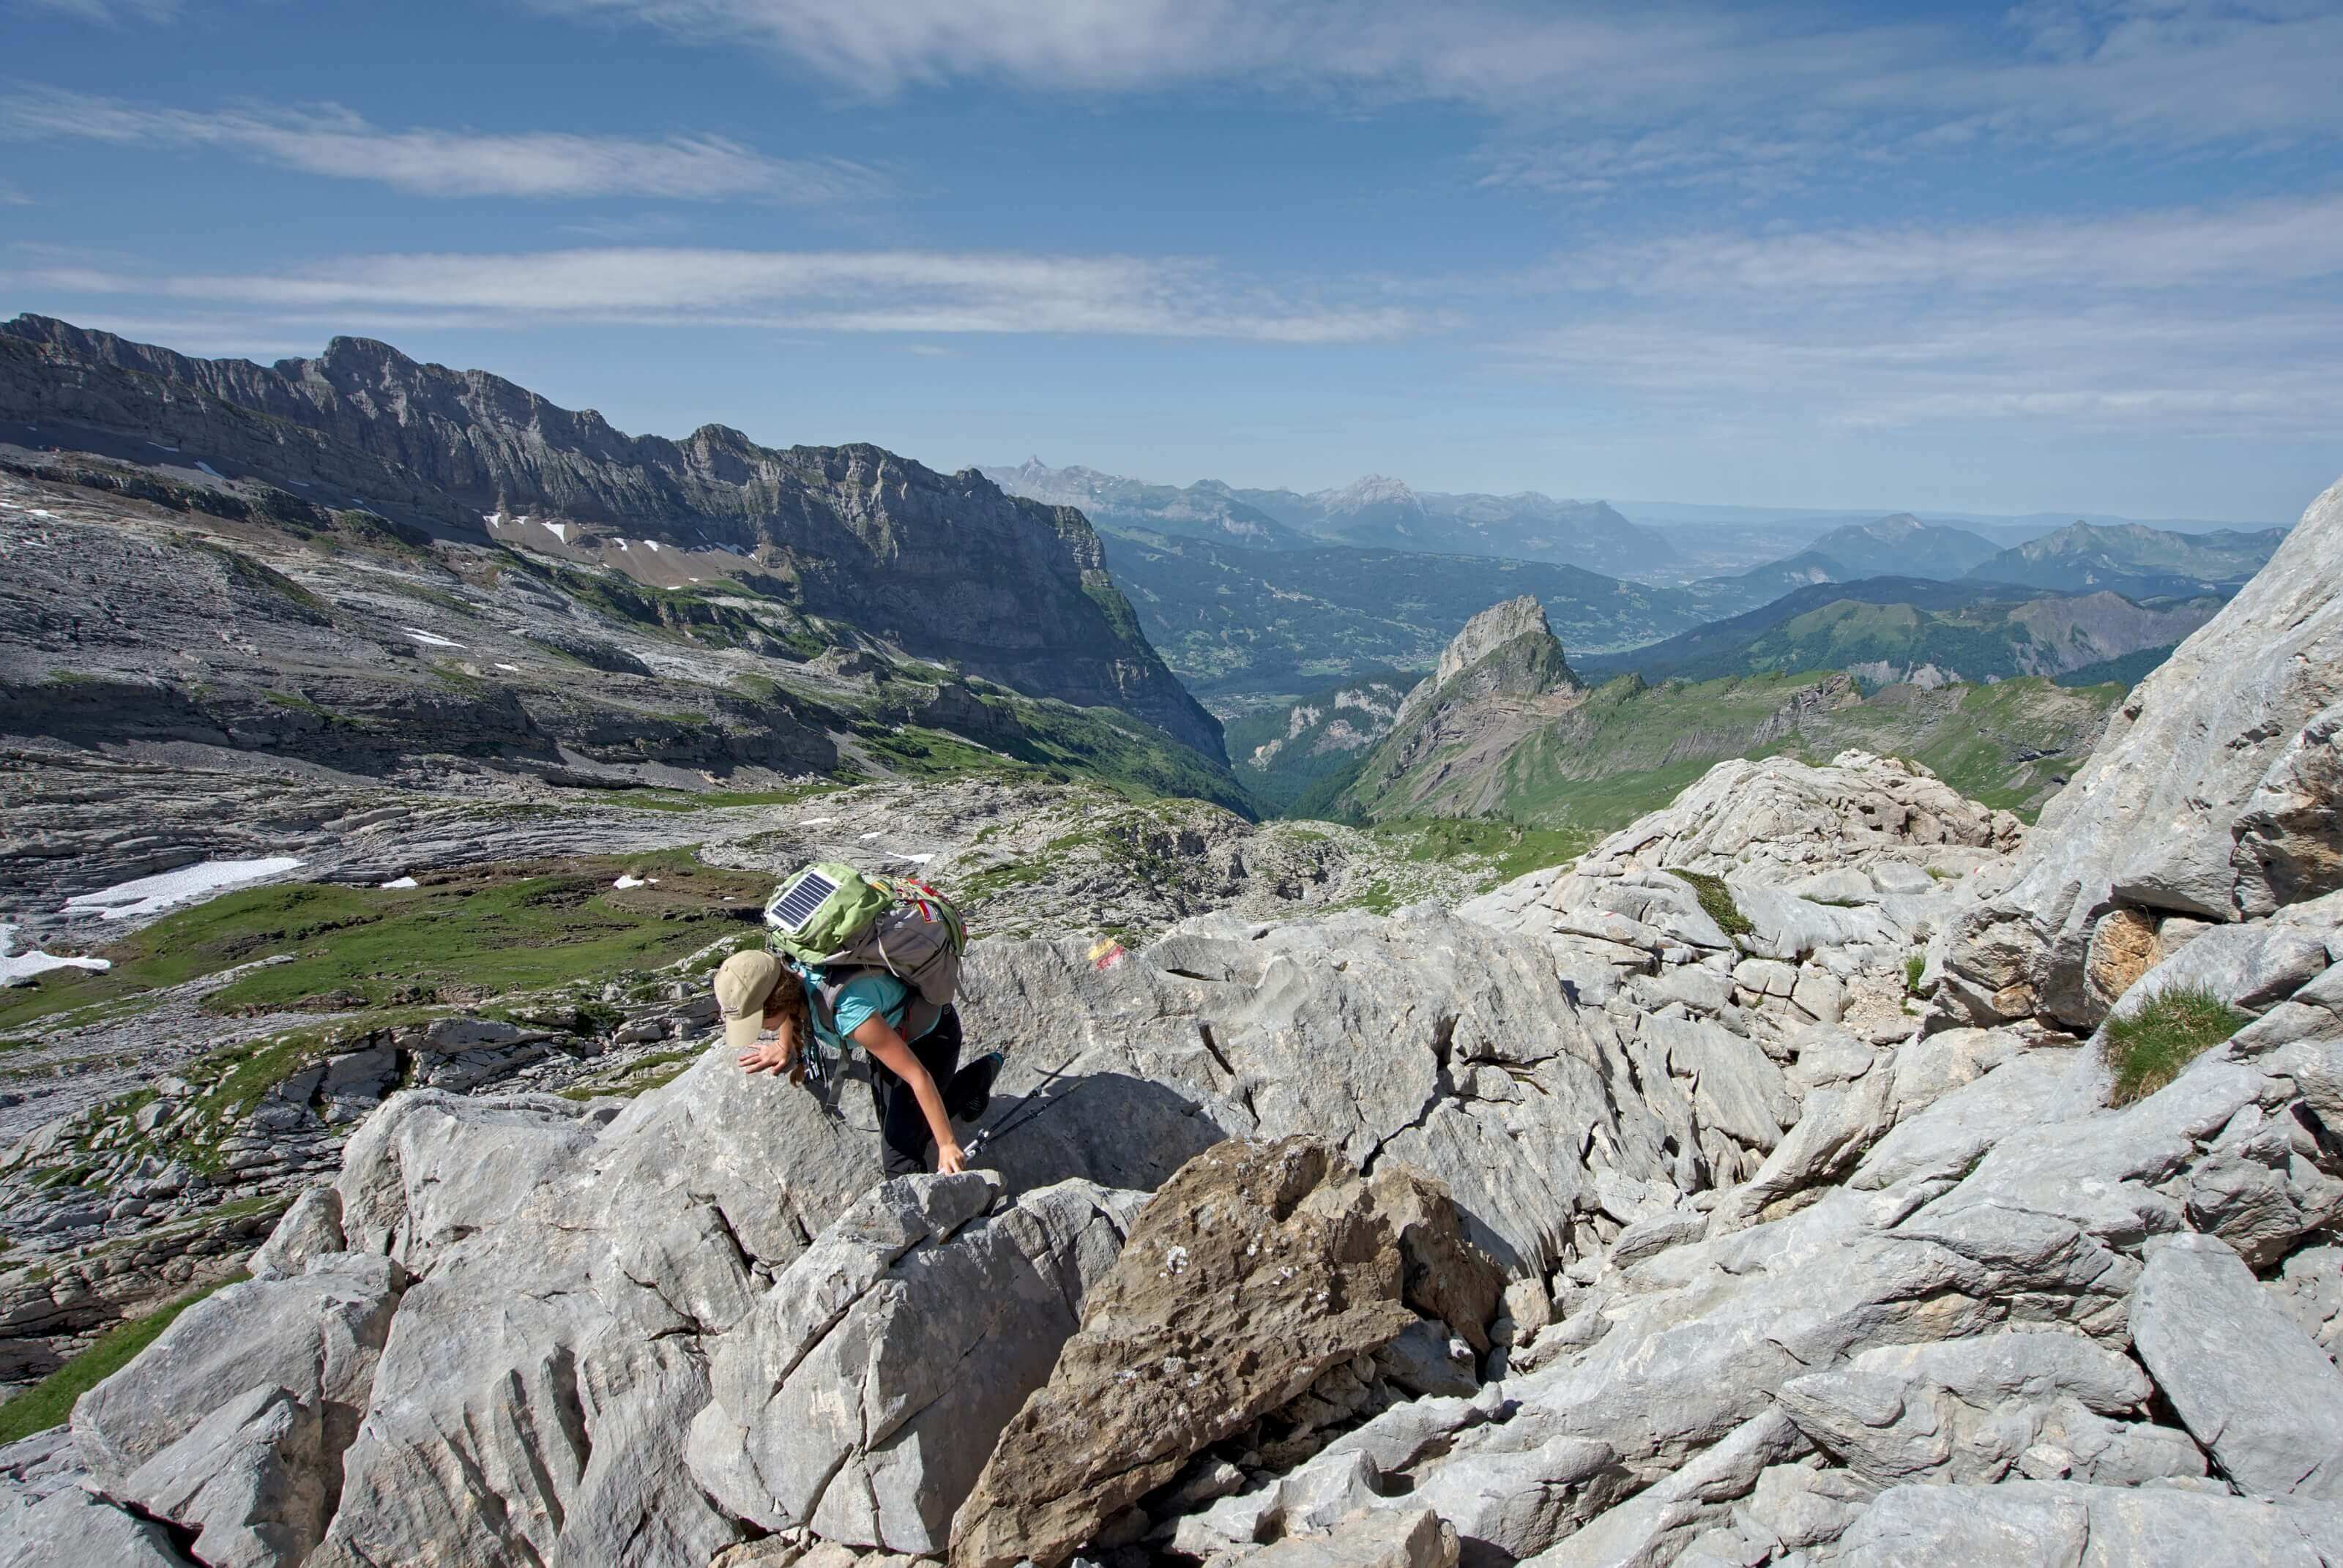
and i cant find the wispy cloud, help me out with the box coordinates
[533,1,2343,195]
[1508,193,2343,438]
[1568,194,2343,296]
[0,89,878,203]
[15,0,180,22]
[10,246,1420,343]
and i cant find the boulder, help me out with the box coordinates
[686,1173,1142,1555]
[1945,477,2343,1028]
[2130,1231,2343,1500]
[1228,1507,1460,1568]
[0,1485,193,1568]
[1553,751,2019,890]
[119,1384,331,1568]
[72,1252,403,1489]
[246,1184,345,1283]
[949,1138,1420,1568]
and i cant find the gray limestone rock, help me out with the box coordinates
[2131,1231,2343,1500]
[1521,1411,1808,1568]
[1776,1329,2194,1489]
[1554,752,2021,889]
[245,1184,344,1283]
[119,1384,330,1568]
[1229,1508,1461,1568]
[71,1252,403,1489]
[0,1485,194,1568]
[1945,477,2343,1027]
[687,1173,1140,1556]
[1820,1479,2343,1567]
[1374,1318,1480,1400]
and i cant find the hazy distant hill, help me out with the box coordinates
[1964,520,2285,596]
[1579,578,2221,688]
[1705,514,2008,611]
[1096,529,1707,698]
[991,458,1680,578]
[978,458,1317,550]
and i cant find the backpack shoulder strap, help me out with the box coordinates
[810,966,911,1039]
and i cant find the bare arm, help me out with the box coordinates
[852,1016,966,1174]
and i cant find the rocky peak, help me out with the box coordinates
[1430,595,1569,692]
[1320,473,1423,513]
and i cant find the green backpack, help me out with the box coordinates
[763,862,967,1042]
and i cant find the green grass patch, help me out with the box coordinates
[1375,818,1594,884]
[558,1048,701,1102]
[2101,984,2250,1105]
[0,1274,245,1444]
[0,852,773,1031]
[552,780,845,814]
[1666,869,1754,939]
[1904,952,1928,996]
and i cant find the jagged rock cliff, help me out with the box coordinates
[1,315,1221,761]
[1942,475,2343,1028]
[1342,597,1584,818]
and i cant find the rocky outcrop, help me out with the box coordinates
[1343,597,1584,818]
[1556,750,2021,889]
[688,1172,1141,1555]
[950,1139,1422,1568]
[1944,477,2343,1027]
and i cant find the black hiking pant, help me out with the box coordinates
[868,1005,964,1176]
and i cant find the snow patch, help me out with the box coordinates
[888,852,935,865]
[641,540,662,553]
[64,857,305,921]
[404,628,465,649]
[799,818,835,826]
[0,923,112,986]
[544,522,571,543]
[195,461,224,479]
[495,662,521,672]
[379,876,420,889]
[613,875,661,889]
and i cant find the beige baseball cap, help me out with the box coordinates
[715,949,787,1052]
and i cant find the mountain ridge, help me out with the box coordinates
[2,314,1223,761]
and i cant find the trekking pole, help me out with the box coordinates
[964,1056,1090,1157]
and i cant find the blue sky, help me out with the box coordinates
[4,0,2340,521]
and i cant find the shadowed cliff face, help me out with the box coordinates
[0,315,1222,761]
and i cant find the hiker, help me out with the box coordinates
[714,864,1000,1178]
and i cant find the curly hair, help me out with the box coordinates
[766,967,811,1033]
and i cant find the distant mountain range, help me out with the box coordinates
[985,458,1676,578]
[1093,527,1710,699]
[1967,520,2286,597]
[1579,578,2223,689]
[1702,515,2284,618]
[0,314,1237,802]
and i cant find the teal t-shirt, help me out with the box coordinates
[799,971,935,1050]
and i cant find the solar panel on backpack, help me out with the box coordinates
[767,868,838,933]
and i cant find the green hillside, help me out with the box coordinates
[1333,671,2123,832]
[1226,671,1412,812]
